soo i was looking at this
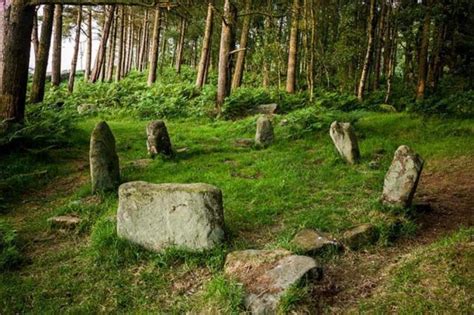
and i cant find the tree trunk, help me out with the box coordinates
[147,5,161,86]
[90,5,115,83]
[357,0,376,101]
[84,7,92,82]
[138,9,148,72]
[68,6,82,93]
[30,4,54,104]
[175,17,186,73]
[415,0,431,101]
[106,15,117,81]
[286,0,300,94]
[159,12,167,73]
[262,7,271,88]
[31,9,39,59]
[51,4,62,87]
[196,1,214,88]
[373,0,386,91]
[116,6,125,81]
[231,0,251,90]
[385,20,397,103]
[0,0,35,128]
[216,0,236,112]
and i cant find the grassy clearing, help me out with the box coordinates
[1,109,473,313]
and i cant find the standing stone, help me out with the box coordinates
[255,116,274,148]
[329,121,360,164]
[224,249,321,314]
[146,120,173,158]
[117,181,225,252]
[382,145,424,208]
[90,121,120,193]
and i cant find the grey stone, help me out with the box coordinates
[291,229,341,255]
[117,181,225,252]
[255,116,274,148]
[234,138,254,148]
[329,121,360,164]
[253,103,278,115]
[48,215,81,229]
[382,145,424,208]
[368,160,381,169]
[341,224,378,250]
[77,103,96,114]
[224,249,321,314]
[89,121,120,193]
[146,120,173,158]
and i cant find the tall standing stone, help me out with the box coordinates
[329,121,360,164]
[117,181,225,252]
[255,116,274,148]
[89,121,120,193]
[146,120,173,158]
[382,145,424,208]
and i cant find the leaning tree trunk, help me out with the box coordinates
[90,5,115,83]
[68,6,82,93]
[286,0,300,94]
[416,0,431,102]
[85,7,92,82]
[195,1,214,88]
[0,0,35,128]
[147,5,161,86]
[51,4,62,87]
[231,0,251,90]
[30,4,54,104]
[357,0,376,101]
[216,0,236,112]
[175,16,186,74]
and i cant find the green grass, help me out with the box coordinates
[1,107,473,313]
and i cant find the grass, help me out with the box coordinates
[1,101,473,312]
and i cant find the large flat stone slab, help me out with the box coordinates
[117,181,225,252]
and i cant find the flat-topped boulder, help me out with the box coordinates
[224,249,321,314]
[117,181,225,252]
[329,121,360,164]
[252,103,278,115]
[382,145,424,208]
[255,116,274,148]
[146,120,173,158]
[341,224,378,250]
[89,121,120,193]
[291,229,341,255]
[48,215,81,230]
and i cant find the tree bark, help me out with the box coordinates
[68,6,82,93]
[231,0,251,90]
[373,0,386,91]
[116,6,125,81]
[195,1,214,88]
[30,4,54,104]
[175,16,186,73]
[84,6,92,82]
[106,14,117,81]
[51,4,62,86]
[90,5,115,83]
[357,0,376,101]
[216,0,236,112]
[286,0,299,94]
[31,8,39,59]
[415,0,431,101]
[147,6,161,86]
[138,9,148,71]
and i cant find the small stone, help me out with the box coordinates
[48,215,81,229]
[279,119,289,126]
[382,145,424,208]
[341,224,379,250]
[224,249,321,314]
[77,103,96,114]
[176,147,189,153]
[291,229,341,255]
[117,181,225,252]
[89,121,120,193]
[146,120,173,158]
[234,138,254,148]
[329,121,360,164]
[368,160,380,169]
[253,103,278,115]
[255,116,274,148]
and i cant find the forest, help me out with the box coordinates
[0,0,473,313]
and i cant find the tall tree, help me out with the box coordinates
[357,0,377,101]
[286,0,300,93]
[90,5,115,83]
[231,0,251,90]
[51,4,62,87]
[84,7,92,82]
[196,1,214,88]
[147,6,162,86]
[30,5,54,104]
[68,6,82,93]
[31,9,39,59]
[116,6,125,81]
[416,0,431,101]
[175,16,186,73]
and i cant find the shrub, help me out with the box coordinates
[0,219,22,271]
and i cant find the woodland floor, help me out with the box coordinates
[1,112,473,313]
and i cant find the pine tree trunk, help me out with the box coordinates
[116,6,125,81]
[68,6,82,93]
[385,20,397,103]
[90,5,115,83]
[196,1,214,88]
[31,9,39,59]
[0,0,35,128]
[357,0,376,101]
[262,5,271,88]
[106,16,117,81]
[373,0,386,91]
[216,0,236,112]
[286,0,300,94]
[51,4,62,87]
[30,4,54,104]
[84,7,92,82]
[415,0,431,101]
[231,0,251,90]
[159,12,167,73]
[147,6,161,86]
[175,17,186,73]
[138,9,148,72]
